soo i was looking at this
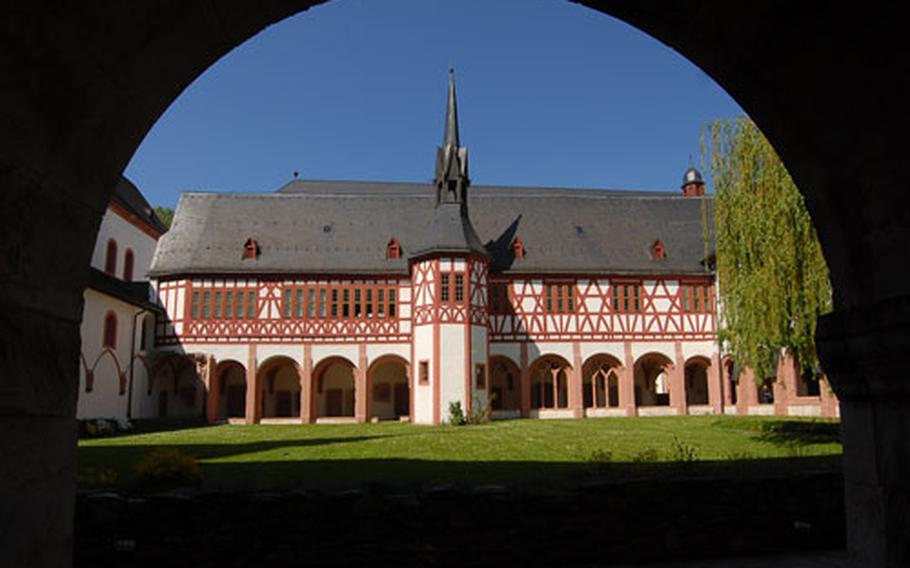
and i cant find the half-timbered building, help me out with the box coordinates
[147,71,839,424]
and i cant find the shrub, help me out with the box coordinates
[448,401,466,426]
[78,467,118,486]
[668,436,699,463]
[467,393,494,425]
[631,448,659,463]
[135,448,201,489]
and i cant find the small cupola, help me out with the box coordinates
[651,239,667,260]
[682,166,705,197]
[242,238,260,260]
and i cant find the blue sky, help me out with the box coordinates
[125,0,743,208]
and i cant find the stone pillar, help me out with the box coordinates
[300,344,312,424]
[709,352,723,414]
[245,345,258,424]
[519,342,531,417]
[670,342,687,416]
[817,297,910,567]
[205,355,218,424]
[622,341,636,416]
[570,342,584,418]
[355,344,368,423]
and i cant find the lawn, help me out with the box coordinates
[77,416,842,492]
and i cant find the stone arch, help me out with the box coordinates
[257,356,302,419]
[489,355,521,414]
[582,354,623,410]
[366,354,409,421]
[529,354,572,411]
[634,352,674,407]
[2,4,909,566]
[684,355,711,406]
[312,356,357,420]
[213,359,247,421]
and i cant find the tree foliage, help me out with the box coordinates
[702,117,831,380]
[153,206,174,230]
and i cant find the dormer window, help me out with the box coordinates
[242,238,259,260]
[386,238,401,260]
[651,239,667,260]
[512,237,526,259]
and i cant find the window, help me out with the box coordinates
[651,239,667,260]
[104,239,117,275]
[191,291,200,320]
[475,364,486,389]
[386,238,401,259]
[280,284,399,320]
[242,238,259,260]
[545,283,575,314]
[102,312,117,349]
[419,361,430,385]
[123,249,134,282]
[490,282,512,315]
[389,289,397,317]
[681,284,713,313]
[512,237,526,259]
[612,283,642,313]
[190,286,257,320]
[454,275,465,303]
[440,274,450,302]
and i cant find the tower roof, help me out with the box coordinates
[443,67,460,148]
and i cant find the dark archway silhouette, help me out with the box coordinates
[1,3,907,566]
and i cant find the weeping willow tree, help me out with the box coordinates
[702,117,832,381]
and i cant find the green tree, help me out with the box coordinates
[702,117,832,381]
[153,206,174,230]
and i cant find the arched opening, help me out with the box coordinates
[215,360,247,421]
[634,353,674,408]
[583,355,622,412]
[123,249,135,282]
[104,239,118,275]
[530,355,571,412]
[757,377,776,405]
[684,356,711,406]
[313,357,356,421]
[367,355,409,421]
[173,361,203,418]
[489,356,521,417]
[724,358,738,406]
[258,356,301,420]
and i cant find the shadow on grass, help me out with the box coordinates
[757,420,842,446]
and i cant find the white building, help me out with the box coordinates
[77,177,167,419]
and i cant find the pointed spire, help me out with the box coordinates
[443,67,460,148]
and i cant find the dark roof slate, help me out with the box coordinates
[113,176,169,235]
[87,268,163,312]
[149,180,714,278]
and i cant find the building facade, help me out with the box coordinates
[147,72,838,425]
[77,177,166,419]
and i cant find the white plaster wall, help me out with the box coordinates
[439,323,466,421]
[490,343,521,366]
[366,343,409,365]
[682,341,717,361]
[312,344,358,368]
[580,342,625,364]
[413,325,434,424]
[257,344,302,365]
[631,342,676,361]
[90,206,158,280]
[179,344,249,366]
[77,289,143,419]
[263,365,300,416]
[529,342,573,362]
[471,324,489,409]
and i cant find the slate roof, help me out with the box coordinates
[87,267,162,312]
[113,176,169,235]
[149,179,714,278]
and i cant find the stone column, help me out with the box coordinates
[205,355,218,424]
[355,344,368,423]
[570,342,584,418]
[300,344,312,424]
[670,342,687,416]
[519,342,531,417]
[817,297,910,567]
[245,345,258,424]
[622,341,636,416]
[709,352,723,414]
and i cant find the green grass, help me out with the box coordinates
[77,416,842,492]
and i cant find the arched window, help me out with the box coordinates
[102,312,117,349]
[123,249,135,282]
[104,239,118,274]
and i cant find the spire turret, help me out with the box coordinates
[443,67,460,148]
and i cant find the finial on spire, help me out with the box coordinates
[444,67,460,147]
